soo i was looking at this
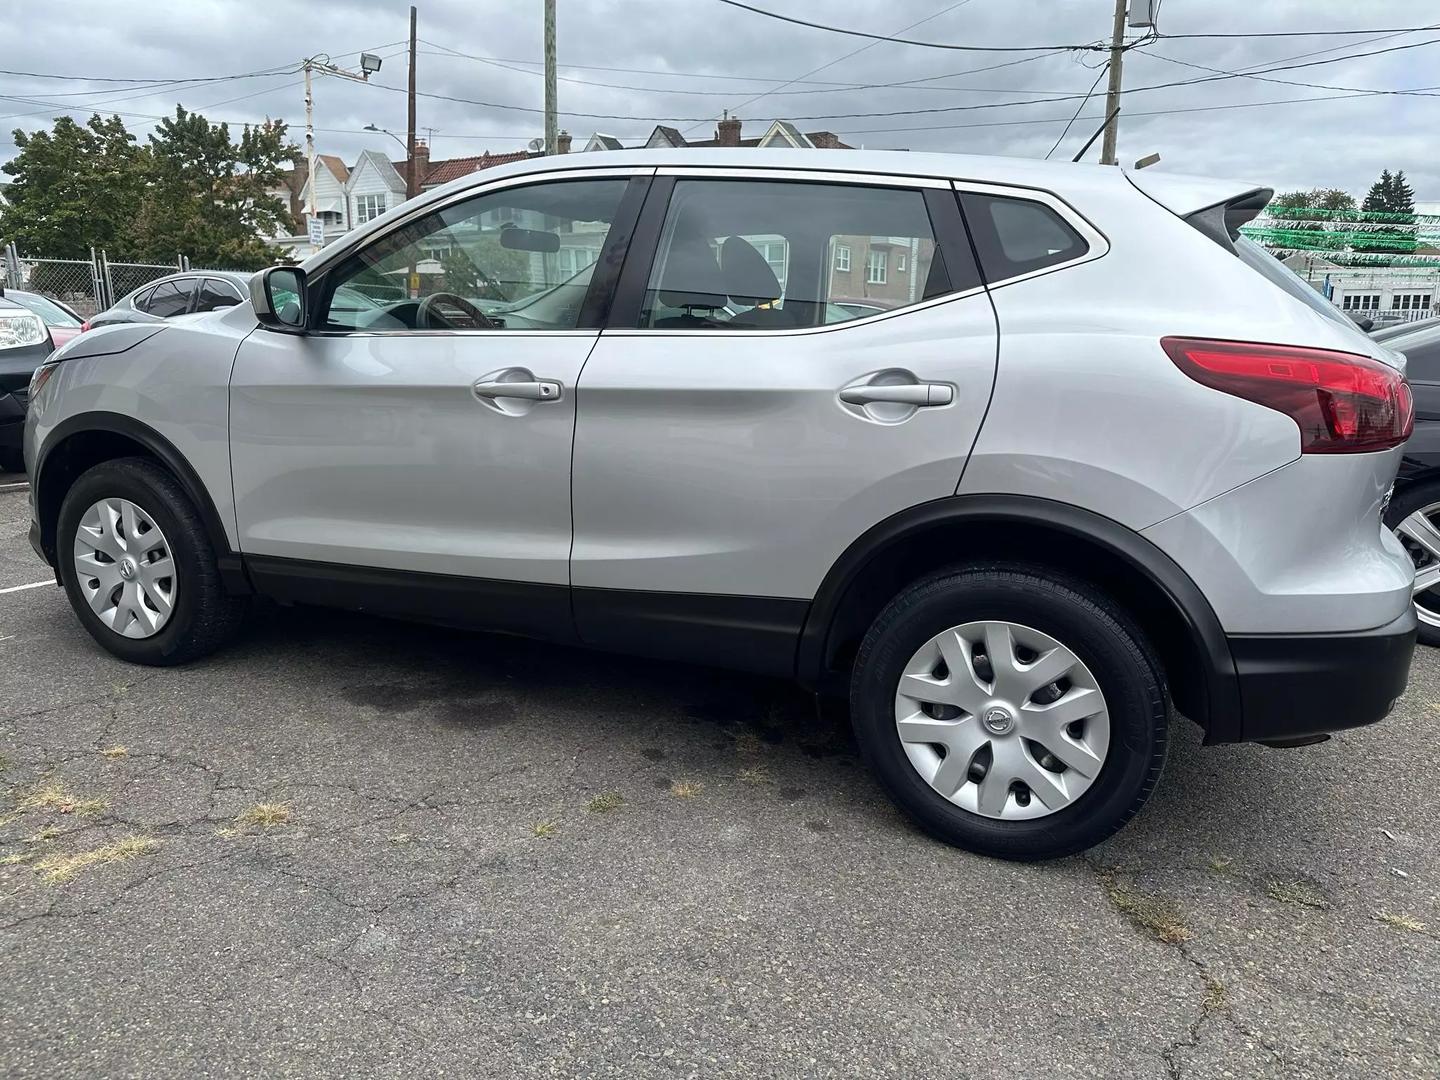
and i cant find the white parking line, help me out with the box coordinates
[0,481,29,491]
[0,580,52,595]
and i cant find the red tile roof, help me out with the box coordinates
[419,151,536,187]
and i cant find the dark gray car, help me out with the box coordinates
[88,271,251,329]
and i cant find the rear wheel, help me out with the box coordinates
[57,457,246,665]
[1385,480,1440,647]
[850,564,1169,861]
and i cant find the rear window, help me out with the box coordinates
[1233,236,1356,331]
[959,192,1088,284]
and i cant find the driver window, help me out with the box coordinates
[318,178,629,332]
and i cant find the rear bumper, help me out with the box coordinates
[1228,608,1416,744]
[0,392,24,452]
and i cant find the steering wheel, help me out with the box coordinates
[416,292,495,330]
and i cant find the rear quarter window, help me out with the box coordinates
[960,192,1088,283]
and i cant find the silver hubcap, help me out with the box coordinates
[1396,503,1440,629]
[894,620,1111,821]
[72,497,177,639]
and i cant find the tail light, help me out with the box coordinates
[1161,337,1414,454]
[80,320,91,333]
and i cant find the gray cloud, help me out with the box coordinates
[2,0,1436,198]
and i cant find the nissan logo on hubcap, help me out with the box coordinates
[982,706,1015,735]
[118,557,138,582]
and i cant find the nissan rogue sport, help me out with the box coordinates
[21,149,1417,860]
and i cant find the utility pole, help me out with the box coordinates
[543,0,557,154]
[302,52,384,252]
[406,5,418,200]
[1099,0,1127,166]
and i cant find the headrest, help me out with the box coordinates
[721,235,782,306]
[657,241,727,310]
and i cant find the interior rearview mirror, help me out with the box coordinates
[499,226,560,254]
[250,265,308,333]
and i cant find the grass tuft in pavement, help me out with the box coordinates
[532,820,559,838]
[1101,872,1191,944]
[586,792,624,814]
[669,780,704,799]
[33,835,159,884]
[220,803,292,836]
[0,852,32,866]
[1376,911,1427,934]
[100,746,129,759]
[1266,879,1329,909]
[733,731,767,756]
[738,765,773,785]
[17,782,107,817]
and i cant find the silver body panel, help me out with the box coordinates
[24,146,1414,642]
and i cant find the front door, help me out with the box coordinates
[229,171,647,609]
[570,171,999,668]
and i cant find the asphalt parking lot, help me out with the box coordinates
[1,465,1437,1079]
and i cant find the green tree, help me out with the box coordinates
[1359,169,1417,255]
[133,106,294,269]
[0,114,147,258]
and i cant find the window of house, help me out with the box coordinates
[1341,293,1381,311]
[1393,292,1433,311]
[897,252,908,273]
[866,249,888,285]
[637,178,967,331]
[959,191,1088,284]
[356,193,388,224]
[318,177,629,331]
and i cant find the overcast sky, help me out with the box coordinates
[2,0,1436,199]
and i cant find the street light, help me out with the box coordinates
[363,123,408,151]
[359,52,384,75]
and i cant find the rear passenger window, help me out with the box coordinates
[960,192,1088,284]
[637,179,979,331]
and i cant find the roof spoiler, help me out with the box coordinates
[1184,188,1273,252]
[1125,169,1272,251]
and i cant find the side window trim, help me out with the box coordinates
[206,277,243,302]
[132,285,157,311]
[952,180,1108,290]
[309,169,652,336]
[605,171,983,336]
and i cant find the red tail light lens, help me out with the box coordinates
[1161,337,1414,454]
[80,320,90,333]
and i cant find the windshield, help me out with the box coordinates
[1234,236,1355,330]
[6,291,81,327]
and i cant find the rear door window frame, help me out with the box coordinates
[605,166,986,336]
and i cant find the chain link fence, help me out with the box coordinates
[3,244,248,317]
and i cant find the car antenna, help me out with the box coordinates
[1071,107,1120,164]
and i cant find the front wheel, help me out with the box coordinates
[57,457,246,665]
[850,564,1169,861]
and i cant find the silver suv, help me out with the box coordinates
[21,150,1417,860]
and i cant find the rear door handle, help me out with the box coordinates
[472,379,563,402]
[838,383,953,407]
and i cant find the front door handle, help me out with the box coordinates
[839,382,953,407]
[472,379,563,402]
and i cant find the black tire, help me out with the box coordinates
[850,563,1169,861]
[57,457,246,665]
[1383,480,1440,647]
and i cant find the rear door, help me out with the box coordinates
[569,168,999,670]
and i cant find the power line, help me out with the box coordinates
[714,0,1112,52]
[1142,48,1440,97]
[1160,25,1440,40]
[419,40,1070,98]
[1044,63,1108,160]
[693,0,977,134]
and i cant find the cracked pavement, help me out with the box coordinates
[1,467,1437,1078]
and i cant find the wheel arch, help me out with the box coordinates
[34,412,246,592]
[797,495,1243,742]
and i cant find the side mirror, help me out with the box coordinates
[250,266,308,333]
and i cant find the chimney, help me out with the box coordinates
[409,138,431,194]
[716,115,742,147]
[809,131,841,149]
[556,130,572,154]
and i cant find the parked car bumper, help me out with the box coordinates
[1227,607,1417,744]
[0,390,26,458]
